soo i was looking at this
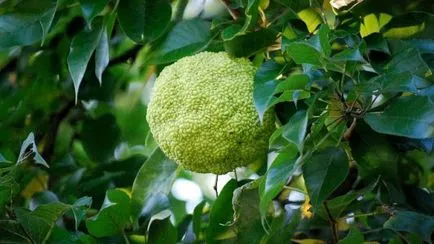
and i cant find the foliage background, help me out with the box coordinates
[0,0,433,243]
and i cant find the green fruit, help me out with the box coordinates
[146,52,275,174]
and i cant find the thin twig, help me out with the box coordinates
[214,175,219,198]
[323,201,338,244]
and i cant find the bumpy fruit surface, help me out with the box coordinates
[146,52,275,174]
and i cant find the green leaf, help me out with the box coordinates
[0,0,58,49]
[80,114,121,162]
[253,61,285,122]
[286,42,322,65]
[365,95,434,139]
[152,19,211,64]
[86,189,131,237]
[0,220,32,243]
[223,28,277,57]
[275,74,309,93]
[364,33,390,54]
[260,149,298,215]
[71,197,92,230]
[351,124,399,183]
[206,179,237,242]
[241,0,260,33]
[357,72,432,94]
[232,180,265,243]
[15,202,70,244]
[67,17,104,102]
[223,0,260,40]
[385,41,432,77]
[297,8,322,33]
[193,201,206,240]
[17,132,48,168]
[332,47,365,62]
[409,39,434,54]
[282,110,308,151]
[0,153,9,163]
[384,210,434,243]
[263,209,301,243]
[130,148,178,221]
[302,147,349,207]
[148,217,178,244]
[79,0,109,27]
[338,227,364,244]
[308,24,331,56]
[118,0,172,43]
[95,27,109,85]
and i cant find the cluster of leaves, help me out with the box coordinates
[0,0,433,243]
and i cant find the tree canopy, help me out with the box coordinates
[0,0,433,243]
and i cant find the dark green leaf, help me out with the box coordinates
[148,216,177,244]
[0,220,32,243]
[351,124,399,183]
[79,0,109,26]
[275,74,309,93]
[0,0,58,49]
[17,132,48,168]
[358,72,432,94]
[332,47,365,62]
[0,153,9,163]
[193,201,206,240]
[253,61,285,122]
[80,114,121,162]
[338,227,364,244]
[130,148,178,221]
[15,202,70,244]
[152,19,211,64]
[118,0,172,43]
[224,28,277,57]
[365,95,434,139]
[86,189,131,237]
[409,39,434,54]
[68,17,104,102]
[286,42,322,65]
[282,110,308,151]
[384,210,434,243]
[232,180,265,243]
[385,41,432,77]
[71,197,92,230]
[308,24,331,56]
[260,149,298,215]
[263,209,301,243]
[364,33,390,54]
[95,27,109,85]
[302,147,349,207]
[206,179,237,242]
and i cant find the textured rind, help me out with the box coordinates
[146,52,275,174]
